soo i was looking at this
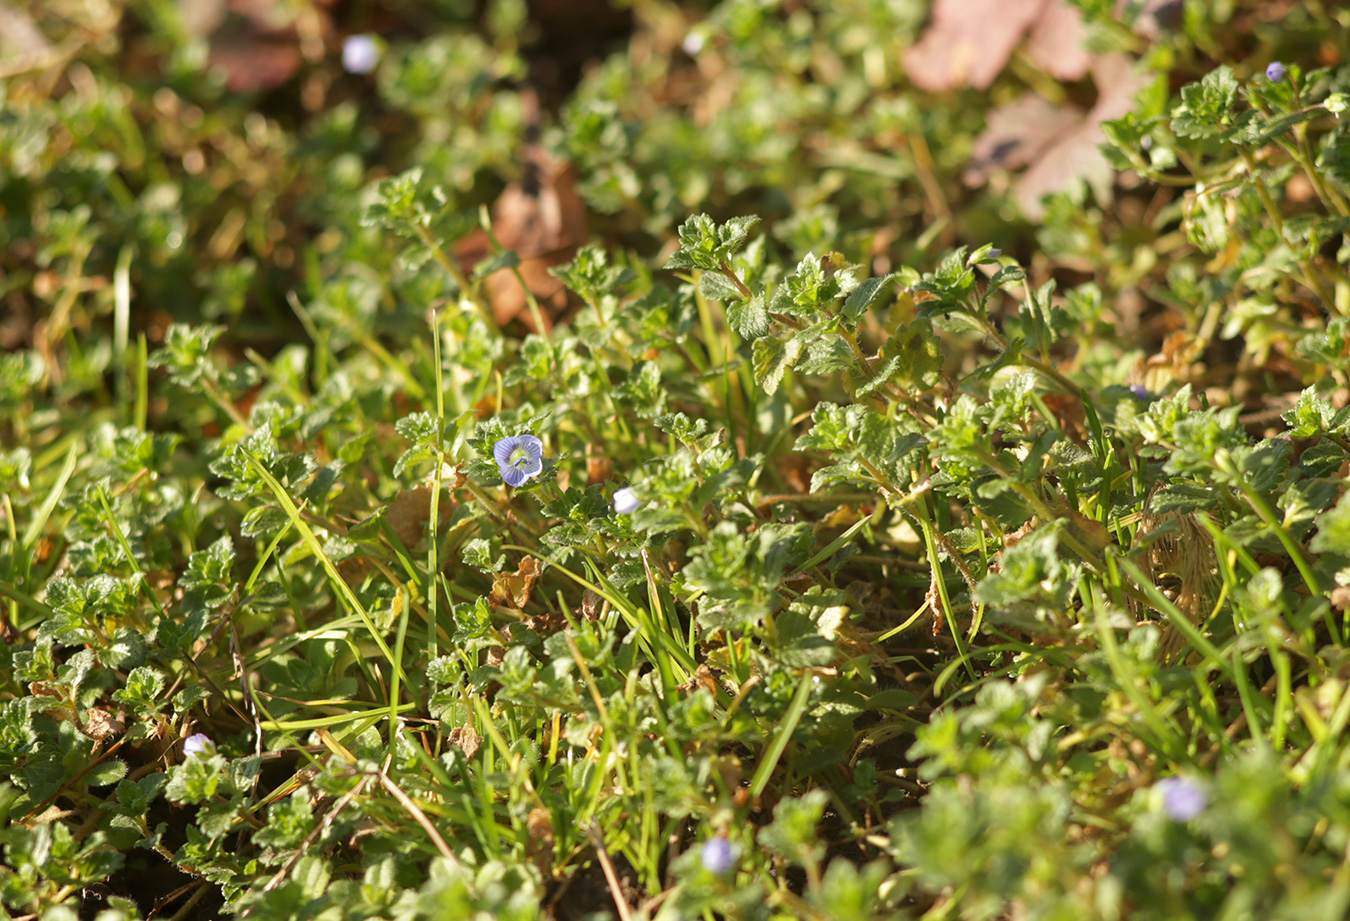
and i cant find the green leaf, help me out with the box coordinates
[615,360,666,418]
[727,291,770,340]
[1171,66,1249,139]
[865,688,917,711]
[1311,490,1350,555]
[697,270,743,303]
[85,759,128,788]
[840,273,895,322]
[758,789,828,865]
[1244,108,1320,146]
[147,324,224,388]
[551,242,635,304]
[752,335,804,395]
[665,213,760,271]
[852,319,942,397]
[472,248,520,278]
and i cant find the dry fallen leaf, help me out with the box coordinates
[385,485,452,550]
[1115,0,1185,39]
[964,94,1083,181]
[0,3,53,74]
[456,132,589,332]
[82,708,125,741]
[904,0,1051,92]
[1023,1,1093,82]
[526,807,555,878]
[194,0,334,93]
[208,38,303,93]
[448,719,482,759]
[964,53,1150,219]
[490,555,543,609]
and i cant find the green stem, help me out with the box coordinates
[416,224,498,333]
[1239,149,1338,311]
[1213,449,1322,596]
[1285,81,1350,218]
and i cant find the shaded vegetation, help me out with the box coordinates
[3,1,1350,920]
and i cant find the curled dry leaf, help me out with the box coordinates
[490,555,543,609]
[585,444,613,486]
[82,708,125,741]
[904,0,1051,92]
[457,146,589,332]
[965,53,1150,219]
[192,0,335,93]
[520,610,566,637]
[448,719,481,759]
[526,806,555,878]
[0,3,53,75]
[580,588,604,621]
[1023,1,1093,82]
[386,485,453,550]
[678,663,722,697]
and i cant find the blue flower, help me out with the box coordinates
[1156,776,1207,821]
[1129,383,1151,400]
[700,837,738,876]
[183,733,214,758]
[613,487,640,515]
[1266,61,1288,82]
[493,434,544,487]
[342,34,382,75]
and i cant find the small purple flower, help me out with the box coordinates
[613,487,640,515]
[493,434,544,487]
[1129,383,1151,400]
[1266,62,1288,83]
[342,35,381,75]
[701,836,738,876]
[1156,776,1207,821]
[183,733,213,758]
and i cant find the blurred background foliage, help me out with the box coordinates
[5,1,1350,919]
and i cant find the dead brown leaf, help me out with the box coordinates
[448,719,482,759]
[1024,1,1093,81]
[905,0,1050,92]
[1115,0,1185,39]
[678,663,722,697]
[490,555,543,609]
[526,807,555,878]
[197,0,334,93]
[585,445,612,486]
[82,708,125,741]
[457,145,589,332]
[206,34,302,94]
[965,53,1149,219]
[521,609,566,637]
[964,94,1083,182]
[580,588,604,621]
[0,3,52,74]
[385,486,453,551]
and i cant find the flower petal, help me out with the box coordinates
[493,436,519,468]
[613,487,640,515]
[519,435,543,461]
[500,463,528,487]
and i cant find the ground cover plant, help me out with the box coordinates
[4,0,1350,919]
